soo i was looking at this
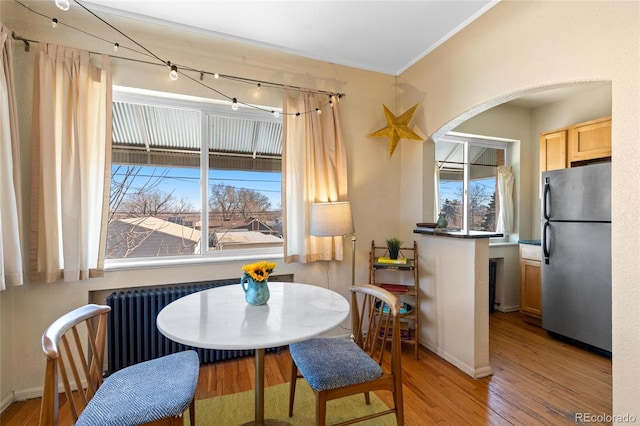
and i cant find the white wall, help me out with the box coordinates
[0,0,400,406]
[400,0,639,418]
[1,0,638,418]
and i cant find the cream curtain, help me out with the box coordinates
[497,165,515,235]
[283,92,348,263]
[434,161,441,221]
[30,44,112,283]
[1,25,24,290]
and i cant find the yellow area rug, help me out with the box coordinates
[185,380,396,425]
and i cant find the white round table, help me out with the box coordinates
[157,282,350,425]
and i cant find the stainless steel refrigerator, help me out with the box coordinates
[541,162,611,353]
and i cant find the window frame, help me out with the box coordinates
[105,87,284,270]
[436,131,513,240]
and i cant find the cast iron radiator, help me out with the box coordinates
[105,276,290,374]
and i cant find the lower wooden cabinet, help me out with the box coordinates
[519,244,542,325]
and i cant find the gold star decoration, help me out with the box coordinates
[369,104,423,157]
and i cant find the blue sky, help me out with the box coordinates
[112,166,282,211]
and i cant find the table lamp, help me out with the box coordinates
[309,201,356,288]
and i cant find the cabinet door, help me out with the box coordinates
[540,129,568,173]
[520,259,542,319]
[569,117,611,162]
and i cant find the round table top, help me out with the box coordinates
[156,282,350,350]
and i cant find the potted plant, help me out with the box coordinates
[386,237,403,260]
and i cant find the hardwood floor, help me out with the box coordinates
[1,312,612,425]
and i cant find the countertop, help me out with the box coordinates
[518,239,541,246]
[414,227,503,239]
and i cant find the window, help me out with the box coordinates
[435,133,510,233]
[106,89,283,265]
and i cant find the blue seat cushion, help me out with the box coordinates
[76,350,199,426]
[289,338,383,392]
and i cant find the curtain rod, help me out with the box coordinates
[11,32,345,98]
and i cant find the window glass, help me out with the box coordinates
[436,135,507,233]
[106,92,282,263]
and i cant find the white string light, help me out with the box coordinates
[55,0,70,11]
[169,64,178,81]
[25,0,346,117]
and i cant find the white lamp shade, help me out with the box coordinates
[309,202,354,236]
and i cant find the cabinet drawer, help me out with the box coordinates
[520,244,541,261]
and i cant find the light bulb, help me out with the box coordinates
[272,111,280,118]
[316,108,322,115]
[55,0,70,11]
[113,42,119,51]
[257,83,261,90]
[214,73,219,79]
[231,98,238,111]
[169,65,178,81]
[51,18,58,28]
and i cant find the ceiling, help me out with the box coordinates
[82,0,498,76]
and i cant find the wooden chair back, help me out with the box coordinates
[39,304,110,426]
[351,284,402,379]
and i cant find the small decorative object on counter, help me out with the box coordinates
[385,237,403,260]
[436,212,448,228]
[241,261,276,305]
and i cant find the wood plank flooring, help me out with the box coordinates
[1,312,612,425]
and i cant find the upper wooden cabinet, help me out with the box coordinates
[540,128,569,173]
[540,116,611,175]
[569,116,612,163]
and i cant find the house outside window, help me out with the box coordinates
[436,133,509,233]
[106,89,283,266]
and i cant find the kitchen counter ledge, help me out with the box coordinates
[414,227,503,239]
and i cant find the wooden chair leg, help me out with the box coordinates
[289,361,298,417]
[188,399,195,426]
[364,391,371,405]
[394,384,404,425]
[316,391,327,426]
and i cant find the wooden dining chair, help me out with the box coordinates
[288,284,404,425]
[39,304,199,426]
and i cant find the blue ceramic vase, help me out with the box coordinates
[241,273,270,305]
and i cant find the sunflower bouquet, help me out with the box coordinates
[241,261,276,282]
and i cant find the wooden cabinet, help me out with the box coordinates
[540,117,611,176]
[569,116,612,163]
[369,240,420,358]
[519,244,542,326]
[540,128,569,174]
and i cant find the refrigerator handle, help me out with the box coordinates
[543,177,550,221]
[543,221,550,264]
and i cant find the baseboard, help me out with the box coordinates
[2,382,84,414]
[1,386,43,414]
[419,340,492,379]
[495,305,520,313]
[11,386,43,402]
[1,393,15,415]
